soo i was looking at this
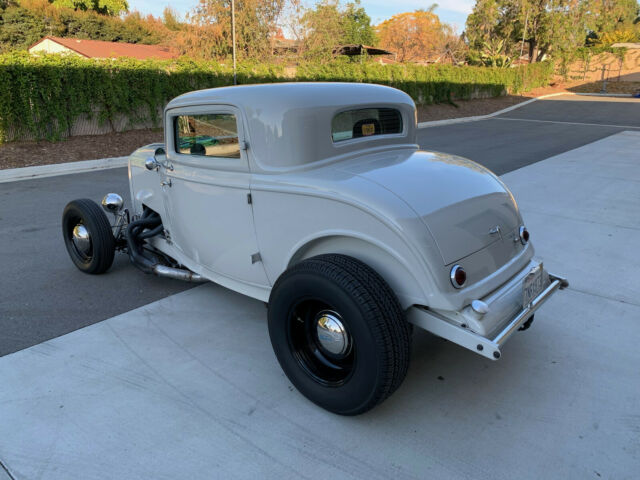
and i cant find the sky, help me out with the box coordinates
[128,0,474,32]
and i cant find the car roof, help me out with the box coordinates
[166,82,413,111]
[165,83,418,172]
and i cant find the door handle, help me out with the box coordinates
[161,179,172,187]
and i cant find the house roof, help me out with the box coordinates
[30,36,177,60]
[333,44,394,56]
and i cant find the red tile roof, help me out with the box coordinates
[31,36,178,60]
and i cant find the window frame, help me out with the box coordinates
[165,104,249,173]
[330,106,406,145]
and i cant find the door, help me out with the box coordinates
[162,105,269,286]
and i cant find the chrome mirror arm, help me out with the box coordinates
[145,156,173,172]
[145,157,160,171]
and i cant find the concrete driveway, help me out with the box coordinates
[1,99,639,478]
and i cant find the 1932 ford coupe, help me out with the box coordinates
[62,83,567,415]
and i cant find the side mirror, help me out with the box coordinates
[145,147,168,171]
[145,157,160,171]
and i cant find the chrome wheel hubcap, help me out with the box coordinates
[72,224,91,255]
[315,310,350,356]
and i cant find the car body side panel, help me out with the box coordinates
[250,187,433,308]
[161,166,270,286]
[158,104,270,287]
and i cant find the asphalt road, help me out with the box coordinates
[418,95,640,174]
[1,94,638,356]
[0,169,191,356]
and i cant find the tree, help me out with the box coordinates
[0,0,168,52]
[299,0,375,60]
[465,0,640,62]
[184,0,285,59]
[465,0,502,52]
[342,1,375,45]
[162,7,184,31]
[376,9,451,62]
[588,0,640,44]
[50,0,129,16]
[300,0,345,59]
[592,0,639,33]
[0,6,48,52]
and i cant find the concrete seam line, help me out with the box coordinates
[417,92,571,129]
[0,156,128,183]
[0,459,16,480]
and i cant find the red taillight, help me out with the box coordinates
[519,226,530,244]
[450,265,466,288]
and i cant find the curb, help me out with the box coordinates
[417,92,570,129]
[0,156,128,183]
[574,92,634,97]
[416,91,636,129]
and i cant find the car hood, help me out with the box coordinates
[338,149,522,265]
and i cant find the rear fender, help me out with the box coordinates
[287,235,427,309]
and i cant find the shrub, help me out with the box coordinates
[297,60,553,103]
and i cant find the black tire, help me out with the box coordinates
[62,199,115,274]
[268,254,411,415]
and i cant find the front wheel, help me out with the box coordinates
[268,254,411,415]
[62,199,115,274]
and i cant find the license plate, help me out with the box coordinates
[523,264,545,307]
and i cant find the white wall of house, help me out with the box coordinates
[29,39,82,56]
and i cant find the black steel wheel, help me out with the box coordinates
[62,199,115,274]
[287,302,356,387]
[268,254,411,415]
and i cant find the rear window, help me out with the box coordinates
[332,108,403,142]
[175,113,240,158]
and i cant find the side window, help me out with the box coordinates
[175,113,240,158]
[332,108,403,142]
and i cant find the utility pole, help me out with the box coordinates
[519,8,529,62]
[232,0,237,85]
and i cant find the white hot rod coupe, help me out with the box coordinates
[62,83,568,415]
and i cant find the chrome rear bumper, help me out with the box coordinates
[407,272,568,361]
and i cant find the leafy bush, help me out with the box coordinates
[0,52,553,142]
[297,60,553,103]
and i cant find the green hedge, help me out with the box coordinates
[297,61,554,104]
[0,52,553,142]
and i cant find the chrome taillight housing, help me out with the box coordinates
[519,226,530,245]
[450,264,467,289]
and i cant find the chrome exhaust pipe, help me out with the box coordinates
[152,265,206,282]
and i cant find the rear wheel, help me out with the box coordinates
[268,254,411,415]
[62,199,115,274]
